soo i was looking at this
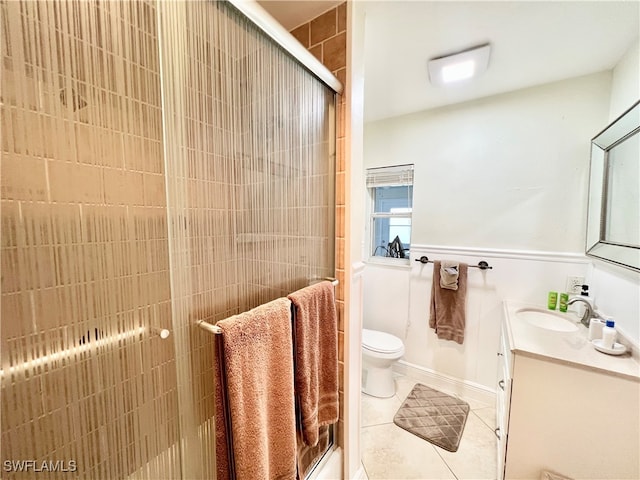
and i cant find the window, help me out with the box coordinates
[366,164,414,259]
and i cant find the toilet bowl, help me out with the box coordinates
[361,328,405,398]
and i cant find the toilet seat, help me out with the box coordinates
[362,328,403,354]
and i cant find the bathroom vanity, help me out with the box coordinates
[497,301,640,480]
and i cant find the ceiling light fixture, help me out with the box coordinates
[428,44,491,86]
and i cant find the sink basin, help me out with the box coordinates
[515,308,579,332]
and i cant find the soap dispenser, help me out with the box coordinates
[601,319,617,350]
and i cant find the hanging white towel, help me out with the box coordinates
[440,260,460,290]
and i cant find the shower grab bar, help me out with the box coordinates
[414,256,493,270]
[197,278,339,334]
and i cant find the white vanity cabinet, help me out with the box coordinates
[495,322,512,479]
[497,302,640,480]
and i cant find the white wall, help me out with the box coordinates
[365,72,612,253]
[346,2,367,478]
[589,37,640,344]
[365,248,590,390]
[609,37,639,121]
[363,73,616,390]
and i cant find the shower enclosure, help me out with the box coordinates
[0,0,338,478]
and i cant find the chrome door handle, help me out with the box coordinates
[498,379,505,390]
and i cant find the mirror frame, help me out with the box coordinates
[586,100,640,272]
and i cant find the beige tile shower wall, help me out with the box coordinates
[291,1,348,447]
[236,53,335,310]
[0,1,181,479]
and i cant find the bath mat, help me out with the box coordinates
[393,383,470,452]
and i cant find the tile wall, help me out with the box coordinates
[290,1,348,447]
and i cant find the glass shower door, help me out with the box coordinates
[0,1,182,478]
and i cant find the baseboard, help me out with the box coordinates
[393,360,496,406]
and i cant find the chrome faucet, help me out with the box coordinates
[567,297,602,327]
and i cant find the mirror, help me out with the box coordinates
[586,100,640,271]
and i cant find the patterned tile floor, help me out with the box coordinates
[361,375,497,480]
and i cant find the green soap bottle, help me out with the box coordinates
[548,291,558,310]
[559,292,569,312]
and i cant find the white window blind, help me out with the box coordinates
[366,164,414,188]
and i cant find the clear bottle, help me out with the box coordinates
[601,319,616,350]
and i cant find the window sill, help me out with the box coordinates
[365,257,412,269]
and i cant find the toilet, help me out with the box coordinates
[361,328,405,398]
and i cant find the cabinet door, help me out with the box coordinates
[496,324,513,480]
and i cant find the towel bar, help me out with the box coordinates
[414,256,493,270]
[197,278,340,335]
[197,320,222,334]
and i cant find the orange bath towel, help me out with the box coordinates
[214,333,234,480]
[429,261,468,344]
[214,298,297,480]
[288,281,339,447]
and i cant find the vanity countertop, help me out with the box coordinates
[503,300,640,382]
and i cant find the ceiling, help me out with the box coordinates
[259,1,640,122]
